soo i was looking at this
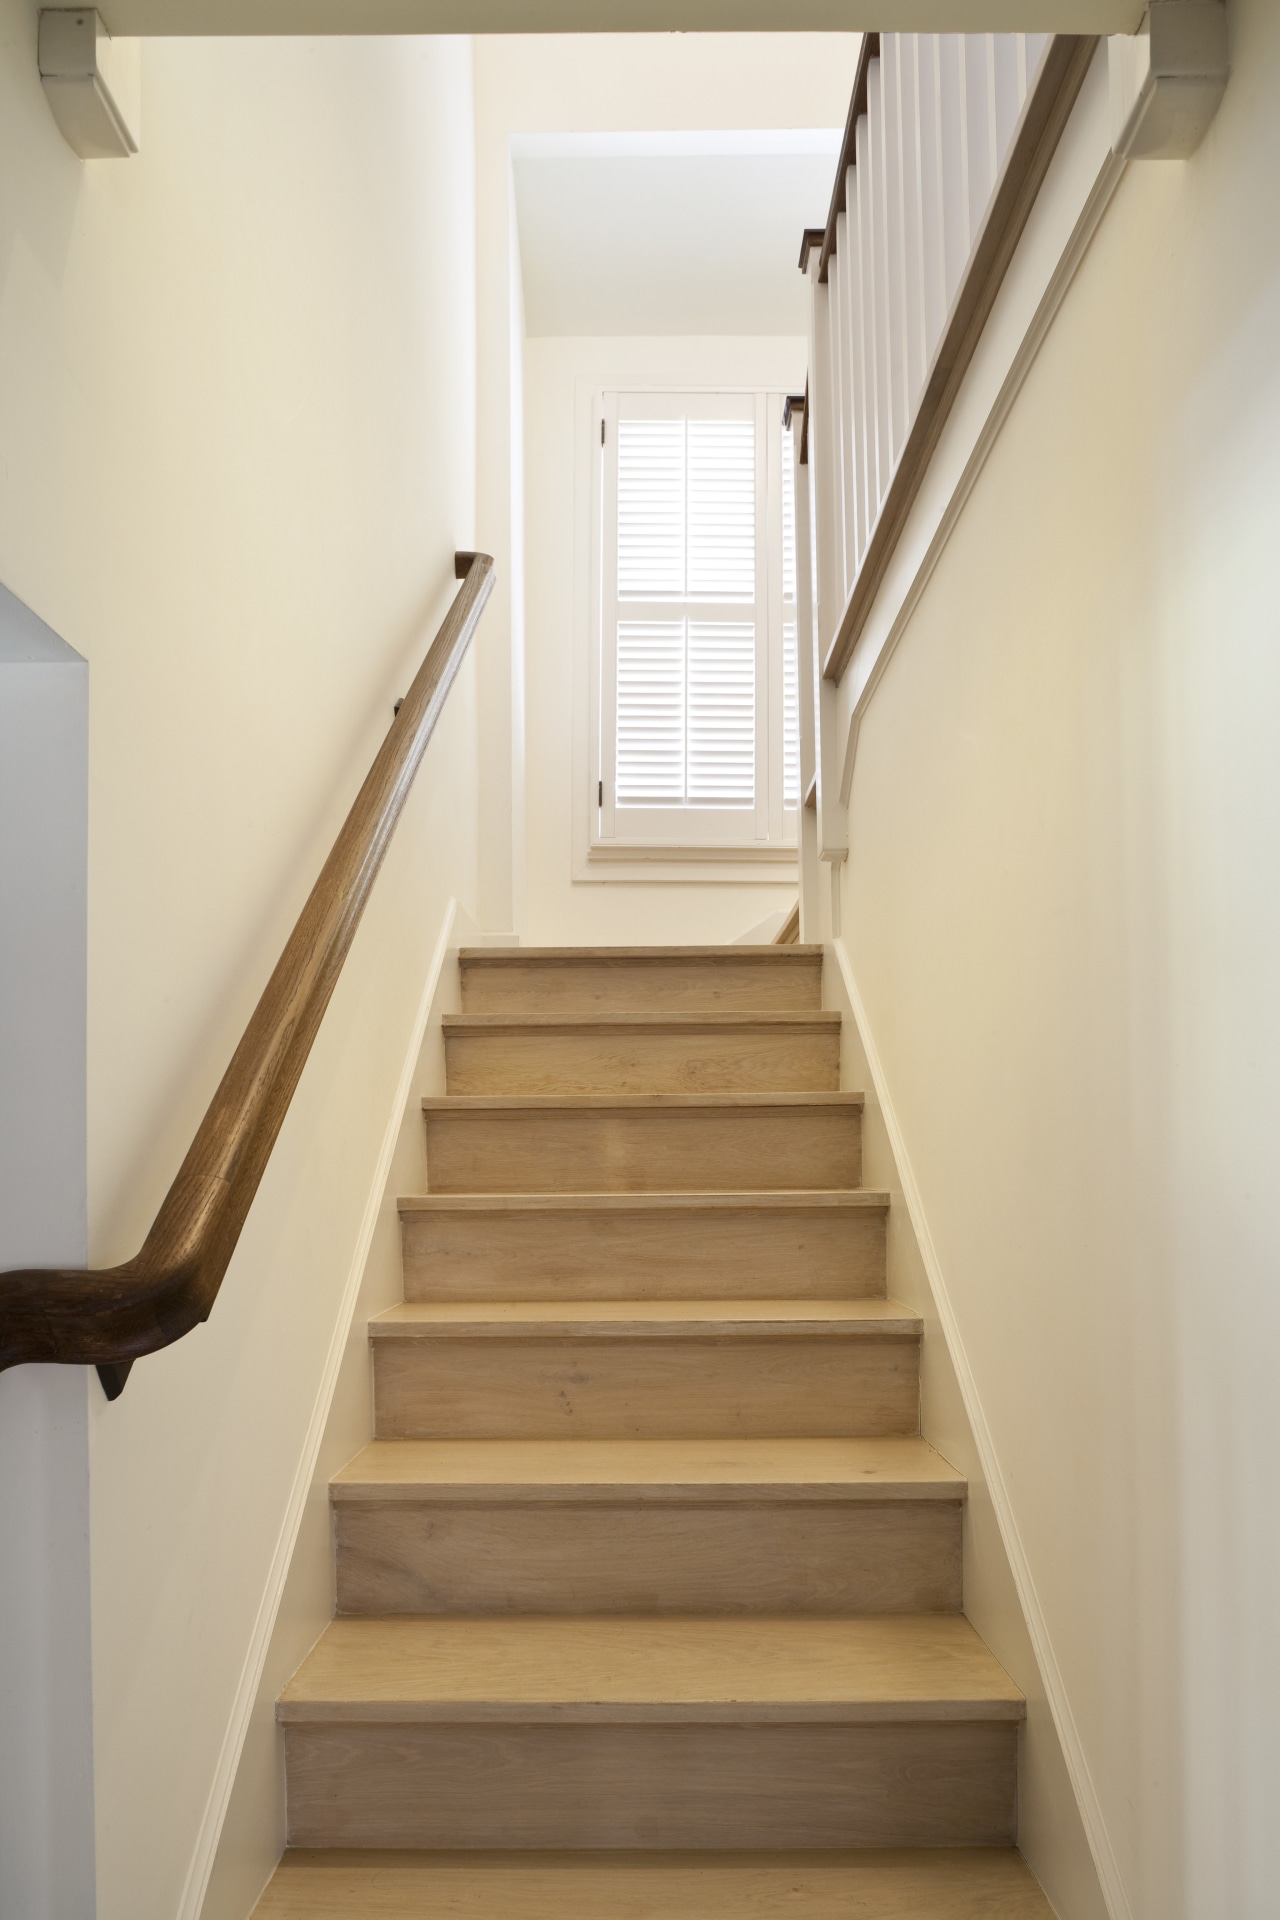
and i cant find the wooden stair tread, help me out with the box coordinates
[443,1011,841,1031]
[459,946,826,963]
[422,1091,863,1111]
[369,1298,921,1339]
[332,1435,965,1502]
[252,1848,1055,1918]
[398,1188,890,1213]
[277,1615,1023,1723]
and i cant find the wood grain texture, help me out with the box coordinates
[421,1095,863,1195]
[399,1191,889,1301]
[459,947,823,1015]
[371,1332,920,1441]
[282,1720,1018,1849]
[442,1012,841,1095]
[334,1497,962,1617]
[369,1298,919,1335]
[330,1434,968,1502]
[252,1848,1056,1920]
[0,552,495,1379]
[269,933,1039,1884]
[823,36,1099,681]
[278,1615,1023,1722]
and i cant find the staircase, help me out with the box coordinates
[253,945,1052,1916]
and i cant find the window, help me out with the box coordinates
[593,390,799,858]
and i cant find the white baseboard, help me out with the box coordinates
[829,933,1133,1920]
[176,897,462,1920]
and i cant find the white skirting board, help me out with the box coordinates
[828,933,1133,1920]
[176,898,472,1920]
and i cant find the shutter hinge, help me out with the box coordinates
[598,779,603,806]
[601,419,606,446]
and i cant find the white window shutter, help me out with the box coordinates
[615,619,686,804]
[617,420,686,598]
[782,620,800,808]
[687,420,756,601]
[598,389,799,855]
[687,621,756,804]
[612,407,760,814]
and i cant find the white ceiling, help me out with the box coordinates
[513,131,841,338]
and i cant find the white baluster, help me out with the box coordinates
[881,36,909,474]
[871,55,894,513]
[963,35,996,241]
[938,35,970,312]
[790,406,821,938]
[839,212,860,596]
[828,216,850,601]
[993,35,1022,169]
[896,35,928,422]
[808,273,840,663]
[844,175,868,570]
[854,115,880,532]
[916,34,947,371]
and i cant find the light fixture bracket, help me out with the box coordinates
[1110,1,1229,160]
[39,9,140,160]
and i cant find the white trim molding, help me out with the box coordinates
[840,143,1127,807]
[829,934,1134,1920]
[176,898,464,1920]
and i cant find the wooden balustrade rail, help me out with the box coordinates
[0,550,494,1399]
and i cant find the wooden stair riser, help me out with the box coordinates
[400,1200,887,1301]
[460,950,824,1016]
[371,1336,920,1441]
[443,1024,840,1097]
[422,1104,862,1195]
[283,1720,1018,1850]
[334,1499,963,1615]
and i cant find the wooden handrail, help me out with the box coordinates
[0,550,494,1399]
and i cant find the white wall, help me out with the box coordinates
[827,0,1280,1912]
[0,591,95,1920]
[474,32,859,947]
[513,136,840,337]
[523,333,803,946]
[199,902,491,1920]
[822,942,1109,1920]
[0,16,485,1918]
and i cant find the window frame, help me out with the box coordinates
[589,385,798,864]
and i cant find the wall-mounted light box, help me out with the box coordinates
[39,8,140,159]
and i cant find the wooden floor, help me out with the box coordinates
[254,945,1046,1911]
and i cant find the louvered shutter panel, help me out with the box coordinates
[616,620,685,803]
[612,407,759,814]
[688,621,756,803]
[687,420,756,601]
[617,420,685,597]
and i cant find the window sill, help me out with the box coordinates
[577,841,798,886]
